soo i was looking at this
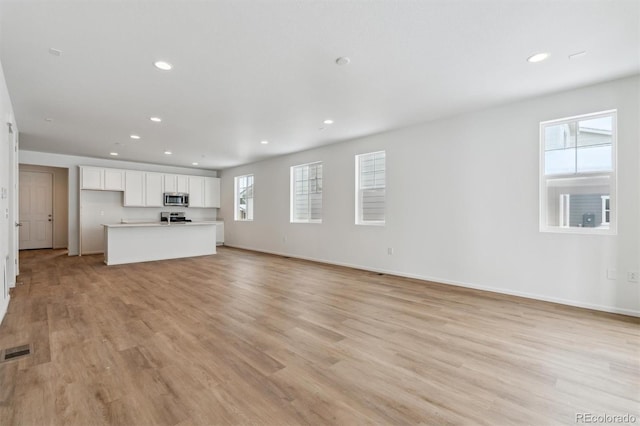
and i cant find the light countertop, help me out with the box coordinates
[103,221,220,228]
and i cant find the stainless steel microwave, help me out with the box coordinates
[164,193,189,207]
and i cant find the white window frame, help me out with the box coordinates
[559,194,570,228]
[290,161,323,224]
[234,174,254,221]
[355,151,386,226]
[601,195,610,226]
[539,110,616,235]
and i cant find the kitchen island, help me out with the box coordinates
[102,222,217,265]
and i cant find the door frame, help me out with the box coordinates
[19,169,54,250]
[7,121,18,286]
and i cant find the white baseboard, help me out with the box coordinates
[223,244,640,318]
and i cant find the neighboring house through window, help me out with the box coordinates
[356,151,386,225]
[234,174,254,221]
[540,110,616,233]
[290,162,323,223]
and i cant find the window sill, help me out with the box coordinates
[290,220,322,224]
[539,226,616,236]
[356,221,386,227]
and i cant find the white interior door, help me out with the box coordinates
[19,171,53,250]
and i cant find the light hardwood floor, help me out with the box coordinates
[0,248,638,425]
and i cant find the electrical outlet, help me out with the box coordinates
[628,271,638,283]
[607,269,617,280]
[387,247,394,255]
[282,236,287,243]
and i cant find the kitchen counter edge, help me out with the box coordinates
[103,221,220,228]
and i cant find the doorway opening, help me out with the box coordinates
[18,165,69,251]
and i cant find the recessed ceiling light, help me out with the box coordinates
[527,52,550,63]
[260,140,269,145]
[48,48,62,56]
[130,134,141,140]
[150,117,162,122]
[335,56,351,66]
[323,119,334,124]
[192,162,199,166]
[569,51,587,59]
[44,118,54,122]
[110,152,118,156]
[164,151,172,155]
[154,61,173,71]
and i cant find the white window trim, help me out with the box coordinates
[290,161,323,224]
[234,174,254,222]
[559,194,570,228]
[355,150,386,226]
[601,195,610,226]
[539,109,617,235]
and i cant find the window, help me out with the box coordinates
[356,151,386,225]
[234,174,254,221]
[540,110,616,233]
[290,162,322,223]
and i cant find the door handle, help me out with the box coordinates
[15,222,22,227]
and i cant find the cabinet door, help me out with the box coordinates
[81,167,103,190]
[204,177,221,208]
[177,175,189,193]
[124,171,145,206]
[145,172,164,207]
[188,176,205,207]
[163,174,177,193]
[104,169,125,191]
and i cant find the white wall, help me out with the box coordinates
[220,75,640,316]
[19,150,219,255]
[0,59,17,324]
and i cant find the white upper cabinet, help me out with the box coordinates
[124,170,145,206]
[189,176,219,208]
[164,174,190,194]
[82,165,218,209]
[80,166,125,191]
[80,167,103,190]
[145,172,164,207]
[204,177,220,208]
[164,174,177,193]
[177,175,189,193]
[104,169,125,191]
[188,176,205,207]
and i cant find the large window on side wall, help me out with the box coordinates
[540,110,616,234]
[234,174,254,221]
[290,162,323,223]
[356,151,386,225]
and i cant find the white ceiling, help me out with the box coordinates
[1,0,638,170]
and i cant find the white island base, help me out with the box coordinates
[103,222,216,265]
